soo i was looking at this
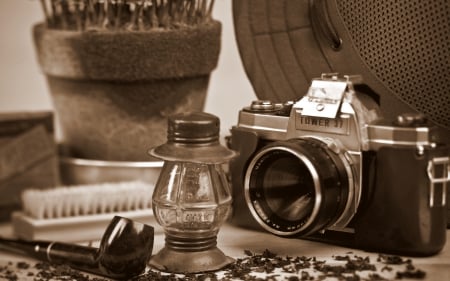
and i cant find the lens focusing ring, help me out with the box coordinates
[244,138,351,237]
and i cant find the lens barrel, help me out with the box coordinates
[244,138,353,236]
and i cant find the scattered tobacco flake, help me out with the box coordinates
[0,268,18,281]
[395,269,426,279]
[131,271,173,281]
[244,250,254,256]
[346,256,376,272]
[299,271,313,281]
[333,255,351,261]
[314,263,347,275]
[281,264,296,273]
[262,249,277,259]
[377,254,406,265]
[292,256,312,271]
[381,265,393,272]
[0,260,110,281]
[1,251,428,281]
[16,262,30,270]
[286,275,301,281]
[0,263,19,281]
[367,273,386,280]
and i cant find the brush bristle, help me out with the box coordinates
[21,181,154,219]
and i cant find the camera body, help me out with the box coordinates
[228,74,449,256]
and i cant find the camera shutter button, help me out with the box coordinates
[251,100,275,111]
[245,100,286,114]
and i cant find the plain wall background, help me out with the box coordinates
[0,0,255,137]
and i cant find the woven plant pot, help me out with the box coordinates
[33,21,221,161]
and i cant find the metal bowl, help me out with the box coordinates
[59,155,163,186]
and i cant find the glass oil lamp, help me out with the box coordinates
[148,112,237,273]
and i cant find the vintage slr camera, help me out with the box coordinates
[228,74,450,256]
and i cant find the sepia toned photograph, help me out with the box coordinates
[0,1,449,280]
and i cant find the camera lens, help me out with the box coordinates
[244,138,353,236]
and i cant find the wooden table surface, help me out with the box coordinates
[1,222,449,280]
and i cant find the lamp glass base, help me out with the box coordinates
[149,245,234,273]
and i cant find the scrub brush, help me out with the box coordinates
[11,181,160,242]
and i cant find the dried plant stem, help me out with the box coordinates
[207,0,214,18]
[38,0,216,31]
[73,1,83,30]
[115,0,124,30]
[39,0,51,26]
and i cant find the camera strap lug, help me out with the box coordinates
[427,156,450,207]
